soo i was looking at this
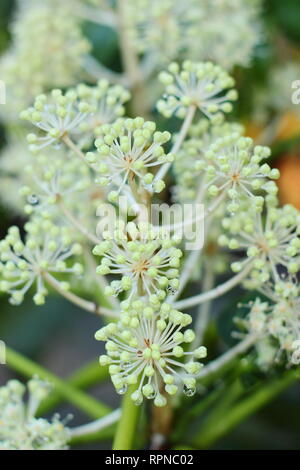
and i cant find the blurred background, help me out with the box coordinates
[1,0,300,449]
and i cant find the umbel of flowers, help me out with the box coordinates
[95,300,207,406]
[0,219,82,305]
[93,221,182,300]
[88,117,173,197]
[0,378,70,450]
[238,277,300,367]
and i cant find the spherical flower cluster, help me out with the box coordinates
[0,0,90,119]
[0,220,83,306]
[124,0,261,71]
[125,0,202,63]
[196,134,279,213]
[189,0,262,70]
[19,149,92,218]
[93,221,182,300]
[0,378,70,450]
[88,117,173,197]
[95,300,207,405]
[21,89,93,152]
[219,203,300,283]
[157,61,237,121]
[75,80,130,139]
[173,120,244,203]
[239,278,300,365]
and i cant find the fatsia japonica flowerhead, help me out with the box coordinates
[219,203,300,284]
[238,277,300,366]
[93,221,182,301]
[188,0,262,70]
[196,134,279,214]
[87,117,173,197]
[0,219,83,305]
[73,80,131,138]
[173,119,244,203]
[157,61,237,121]
[21,89,93,152]
[0,0,90,119]
[19,149,92,218]
[95,301,207,406]
[0,378,70,450]
[126,0,202,63]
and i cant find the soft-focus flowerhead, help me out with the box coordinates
[189,0,262,70]
[0,378,70,450]
[220,203,300,284]
[173,120,244,203]
[89,117,173,196]
[75,80,130,138]
[0,0,90,119]
[239,277,300,365]
[126,0,202,63]
[0,220,83,306]
[197,134,279,214]
[95,301,207,405]
[93,221,182,300]
[21,89,93,152]
[125,0,262,71]
[19,149,92,218]
[157,61,237,121]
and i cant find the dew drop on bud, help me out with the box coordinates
[117,385,128,395]
[183,386,196,397]
[27,194,39,206]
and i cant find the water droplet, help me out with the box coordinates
[27,194,39,205]
[183,386,196,397]
[134,397,143,406]
[117,385,127,395]
[120,361,131,369]
[167,286,177,295]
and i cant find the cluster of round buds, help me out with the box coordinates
[0,378,70,450]
[21,89,93,152]
[19,149,92,218]
[236,298,269,337]
[0,219,83,306]
[238,278,300,366]
[188,0,262,71]
[125,0,202,63]
[0,0,90,119]
[93,221,182,301]
[219,203,300,284]
[262,279,300,363]
[196,134,279,214]
[157,61,237,121]
[87,117,173,197]
[95,301,207,405]
[75,80,130,138]
[173,120,244,203]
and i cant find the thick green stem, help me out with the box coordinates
[38,360,109,415]
[193,366,300,448]
[112,385,141,450]
[6,348,111,420]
